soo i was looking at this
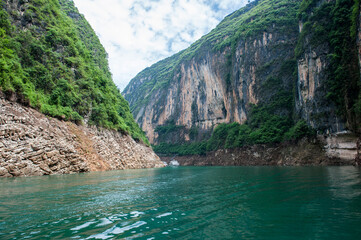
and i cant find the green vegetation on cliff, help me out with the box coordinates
[124,0,310,154]
[154,58,304,156]
[123,0,301,116]
[154,120,315,156]
[124,0,361,156]
[154,59,315,156]
[137,0,361,156]
[296,0,361,132]
[0,0,148,143]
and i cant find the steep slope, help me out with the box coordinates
[0,94,163,177]
[295,0,361,133]
[0,0,148,143]
[124,0,361,162]
[123,0,301,144]
[0,0,164,176]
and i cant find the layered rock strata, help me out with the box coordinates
[0,94,164,177]
[321,132,359,162]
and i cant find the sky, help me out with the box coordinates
[72,0,251,91]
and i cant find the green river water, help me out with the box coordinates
[0,166,361,239]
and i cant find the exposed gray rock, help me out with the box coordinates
[160,137,352,166]
[319,132,359,163]
[124,29,297,144]
[0,96,164,177]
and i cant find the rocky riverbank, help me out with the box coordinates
[160,134,360,166]
[0,94,164,177]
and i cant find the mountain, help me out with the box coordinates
[0,0,163,177]
[0,0,148,143]
[123,0,361,162]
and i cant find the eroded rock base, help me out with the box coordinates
[161,135,359,166]
[0,95,164,177]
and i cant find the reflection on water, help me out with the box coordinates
[0,166,361,239]
[327,167,361,199]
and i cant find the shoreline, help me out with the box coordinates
[160,135,361,167]
[0,95,164,178]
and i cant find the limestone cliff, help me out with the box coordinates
[123,0,361,164]
[0,94,164,177]
[123,0,300,144]
[295,0,361,133]
[124,0,361,149]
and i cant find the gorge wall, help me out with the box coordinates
[295,0,361,132]
[124,0,300,144]
[0,0,164,177]
[124,0,361,164]
[0,93,163,177]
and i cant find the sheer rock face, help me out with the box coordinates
[296,0,361,133]
[295,44,345,132]
[0,95,164,178]
[295,15,345,133]
[125,0,361,149]
[124,29,297,144]
[358,3,361,78]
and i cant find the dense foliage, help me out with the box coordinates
[153,141,208,156]
[154,83,314,156]
[0,0,148,144]
[144,0,361,155]
[296,0,361,132]
[150,0,306,155]
[155,120,184,136]
[153,120,315,156]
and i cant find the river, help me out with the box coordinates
[1,166,361,239]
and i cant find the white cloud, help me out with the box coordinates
[72,0,250,91]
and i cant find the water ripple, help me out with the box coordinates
[71,220,96,231]
[0,167,360,239]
